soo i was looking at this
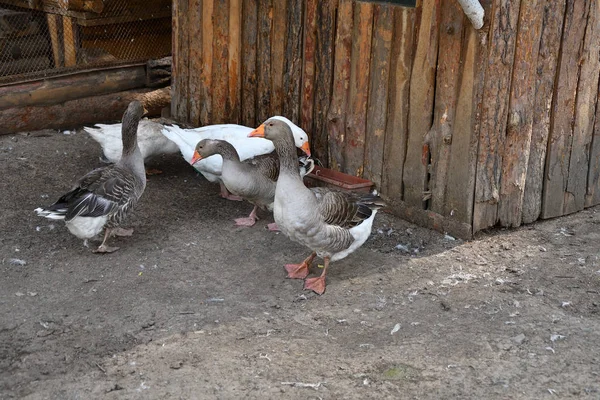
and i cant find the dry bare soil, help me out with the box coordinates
[1,129,599,399]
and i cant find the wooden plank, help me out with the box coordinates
[497,0,544,227]
[542,0,592,218]
[472,0,521,232]
[199,0,214,125]
[186,0,202,125]
[363,4,393,187]
[256,0,273,124]
[564,1,599,214]
[343,1,374,176]
[326,0,353,171]
[171,0,190,123]
[211,0,229,124]
[0,87,170,135]
[444,21,489,227]
[270,0,286,116]
[402,0,440,208]
[381,7,414,201]
[0,66,147,110]
[228,0,242,123]
[586,76,600,207]
[282,0,304,124]
[312,0,336,167]
[427,0,464,215]
[300,0,317,136]
[522,0,567,223]
[46,14,62,68]
[241,0,258,127]
[62,16,77,67]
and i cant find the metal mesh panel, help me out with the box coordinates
[0,0,171,84]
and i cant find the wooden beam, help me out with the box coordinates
[62,16,77,67]
[427,0,464,215]
[211,0,229,124]
[256,0,272,124]
[363,4,393,187]
[241,0,258,127]
[0,87,170,135]
[381,7,414,201]
[171,0,190,123]
[46,14,62,68]
[472,0,521,232]
[228,0,242,123]
[326,0,353,171]
[542,0,592,218]
[270,0,286,116]
[564,1,599,214]
[403,0,440,208]
[282,0,304,125]
[497,0,544,227]
[344,1,374,177]
[300,0,317,135]
[521,0,567,223]
[312,0,336,167]
[0,66,147,110]
[199,0,214,125]
[586,76,600,207]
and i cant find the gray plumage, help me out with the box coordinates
[193,138,314,227]
[35,101,147,252]
[251,118,385,294]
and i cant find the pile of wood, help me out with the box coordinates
[0,7,51,76]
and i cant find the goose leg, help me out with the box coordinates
[93,229,119,253]
[111,227,134,236]
[266,222,280,231]
[304,256,330,295]
[234,205,259,227]
[285,252,316,279]
[220,182,243,201]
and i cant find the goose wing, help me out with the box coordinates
[311,188,384,229]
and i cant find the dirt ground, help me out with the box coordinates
[1,128,599,400]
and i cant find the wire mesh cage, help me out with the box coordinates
[0,0,171,85]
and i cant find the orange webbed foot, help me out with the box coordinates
[284,263,310,279]
[304,276,326,295]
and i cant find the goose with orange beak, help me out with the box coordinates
[248,118,385,295]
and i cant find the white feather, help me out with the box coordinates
[65,216,108,240]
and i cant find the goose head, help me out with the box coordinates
[190,139,223,164]
[250,118,312,156]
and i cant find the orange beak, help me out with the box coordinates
[190,150,202,165]
[301,142,311,157]
[248,124,265,138]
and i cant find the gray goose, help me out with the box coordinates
[249,119,385,294]
[190,138,314,230]
[35,101,147,253]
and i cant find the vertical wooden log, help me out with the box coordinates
[522,0,567,223]
[282,0,304,124]
[586,77,600,207]
[281,0,303,124]
[542,0,592,218]
[199,0,214,125]
[46,14,62,68]
[497,0,544,227]
[62,16,76,67]
[444,21,489,229]
[472,0,521,232]
[344,1,374,176]
[427,0,464,215]
[228,0,242,123]
[212,0,230,124]
[381,7,414,201]
[300,0,317,136]
[564,2,599,214]
[241,0,258,127]
[363,4,393,187]
[256,0,273,124]
[270,0,286,116]
[403,0,440,208]
[172,0,190,123]
[187,0,201,125]
[326,0,353,171]
[313,0,336,167]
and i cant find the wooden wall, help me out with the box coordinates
[172,0,600,238]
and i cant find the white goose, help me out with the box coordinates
[162,116,310,200]
[84,119,179,171]
[249,119,385,295]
